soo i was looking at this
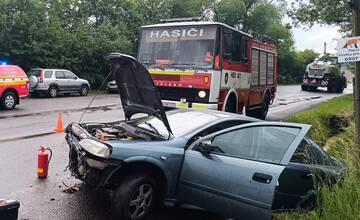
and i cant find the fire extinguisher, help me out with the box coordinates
[37,146,52,178]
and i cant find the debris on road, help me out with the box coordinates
[62,181,79,194]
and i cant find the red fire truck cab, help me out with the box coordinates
[138,21,277,119]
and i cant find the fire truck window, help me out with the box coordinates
[251,49,259,86]
[224,31,232,60]
[155,42,172,60]
[232,32,241,62]
[139,27,217,69]
[260,51,267,85]
[267,53,274,84]
[242,38,249,62]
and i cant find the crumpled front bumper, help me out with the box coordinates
[65,126,123,189]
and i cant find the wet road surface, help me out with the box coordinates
[0,85,352,219]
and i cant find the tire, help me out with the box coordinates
[224,94,237,113]
[327,79,337,93]
[48,86,58,98]
[1,92,17,110]
[309,86,317,92]
[301,85,308,91]
[336,84,344,93]
[112,173,157,220]
[79,85,89,96]
[246,94,270,120]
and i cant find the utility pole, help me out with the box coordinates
[351,0,360,150]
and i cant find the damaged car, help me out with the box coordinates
[65,54,345,220]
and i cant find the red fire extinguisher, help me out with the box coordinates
[37,146,52,178]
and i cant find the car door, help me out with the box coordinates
[177,122,310,220]
[54,70,67,91]
[63,71,79,91]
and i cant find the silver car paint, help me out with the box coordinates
[29,68,90,93]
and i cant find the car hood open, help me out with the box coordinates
[106,53,172,135]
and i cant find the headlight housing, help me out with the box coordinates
[79,139,111,159]
[198,90,206,99]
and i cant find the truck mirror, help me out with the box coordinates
[133,38,139,53]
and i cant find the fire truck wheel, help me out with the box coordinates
[1,91,17,110]
[224,94,237,113]
[246,94,270,120]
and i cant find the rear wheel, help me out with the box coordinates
[246,94,270,120]
[112,173,157,220]
[48,86,58,98]
[301,85,308,91]
[327,81,335,93]
[1,92,17,110]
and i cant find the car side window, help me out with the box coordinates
[55,71,65,79]
[188,120,249,145]
[64,71,77,79]
[44,71,53,78]
[211,126,300,164]
[291,138,331,166]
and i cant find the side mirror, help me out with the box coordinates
[133,38,139,53]
[197,141,224,154]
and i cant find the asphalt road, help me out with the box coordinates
[0,85,352,220]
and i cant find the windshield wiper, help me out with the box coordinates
[173,63,208,72]
[148,64,165,70]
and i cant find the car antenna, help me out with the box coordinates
[78,71,112,123]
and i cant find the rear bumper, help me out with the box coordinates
[161,100,218,110]
[302,78,328,88]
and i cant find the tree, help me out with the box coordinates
[288,0,351,32]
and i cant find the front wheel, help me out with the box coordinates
[112,173,156,220]
[79,85,89,96]
[1,92,17,110]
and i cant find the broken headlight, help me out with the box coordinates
[79,139,111,159]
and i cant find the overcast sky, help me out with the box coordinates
[291,24,342,54]
[285,0,342,54]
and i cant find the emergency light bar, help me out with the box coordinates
[160,17,202,23]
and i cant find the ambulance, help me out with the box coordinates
[0,65,29,110]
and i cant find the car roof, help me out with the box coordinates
[168,108,257,120]
[30,68,71,71]
[0,65,27,76]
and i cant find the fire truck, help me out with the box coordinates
[137,19,277,119]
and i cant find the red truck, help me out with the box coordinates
[137,20,277,119]
[0,65,29,110]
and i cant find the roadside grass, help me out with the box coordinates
[277,95,360,220]
[287,95,353,147]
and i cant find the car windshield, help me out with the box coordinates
[317,55,337,65]
[135,110,219,137]
[139,26,217,69]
